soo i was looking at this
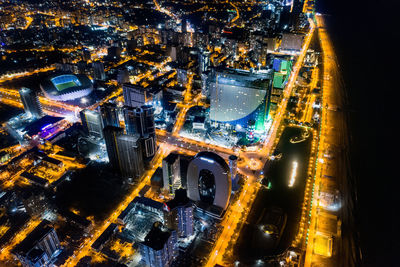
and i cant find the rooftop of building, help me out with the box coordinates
[165,189,191,210]
[23,115,64,137]
[133,196,164,211]
[141,222,171,251]
[163,152,180,164]
[12,219,54,256]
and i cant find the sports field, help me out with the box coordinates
[54,81,78,91]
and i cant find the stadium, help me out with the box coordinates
[209,68,273,132]
[40,74,93,102]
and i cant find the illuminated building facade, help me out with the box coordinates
[208,68,273,132]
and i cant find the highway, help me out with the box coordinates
[304,14,359,267]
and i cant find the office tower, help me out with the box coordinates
[19,87,43,119]
[208,68,273,132]
[139,222,177,267]
[123,106,137,135]
[100,102,120,128]
[103,126,144,179]
[136,105,157,161]
[198,50,210,75]
[116,134,144,179]
[92,61,106,81]
[124,105,156,139]
[165,189,194,238]
[117,68,130,84]
[103,126,124,170]
[162,153,181,195]
[13,220,61,267]
[80,109,103,138]
[123,105,157,162]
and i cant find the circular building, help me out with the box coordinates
[40,74,93,102]
[187,152,231,212]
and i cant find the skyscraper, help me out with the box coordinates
[100,102,120,128]
[80,109,103,138]
[135,105,157,161]
[92,61,106,81]
[165,189,194,238]
[103,126,144,179]
[162,152,181,195]
[116,134,144,179]
[123,106,138,135]
[103,126,124,170]
[139,222,177,267]
[19,87,43,119]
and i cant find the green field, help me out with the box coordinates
[54,81,78,91]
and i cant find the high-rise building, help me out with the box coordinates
[123,105,157,161]
[92,61,106,81]
[139,222,177,267]
[103,126,144,179]
[19,87,43,119]
[198,50,210,75]
[116,134,144,179]
[136,105,157,161]
[162,153,181,195]
[100,102,120,128]
[103,126,124,170]
[12,220,61,267]
[208,68,273,132]
[123,106,138,136]
[165,189,194,238]
[80,109,103,138]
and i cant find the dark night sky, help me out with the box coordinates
[316,0,398,265]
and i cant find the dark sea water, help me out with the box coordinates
[316,1,397,265]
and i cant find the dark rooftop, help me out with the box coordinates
[141,222,171,251]
[165,189,191,210]
[163,152,179,164]
[13,219,53,256]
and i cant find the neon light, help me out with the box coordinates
[289,161,298,187]
[41,124,52,131]
[199,157,215,164]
